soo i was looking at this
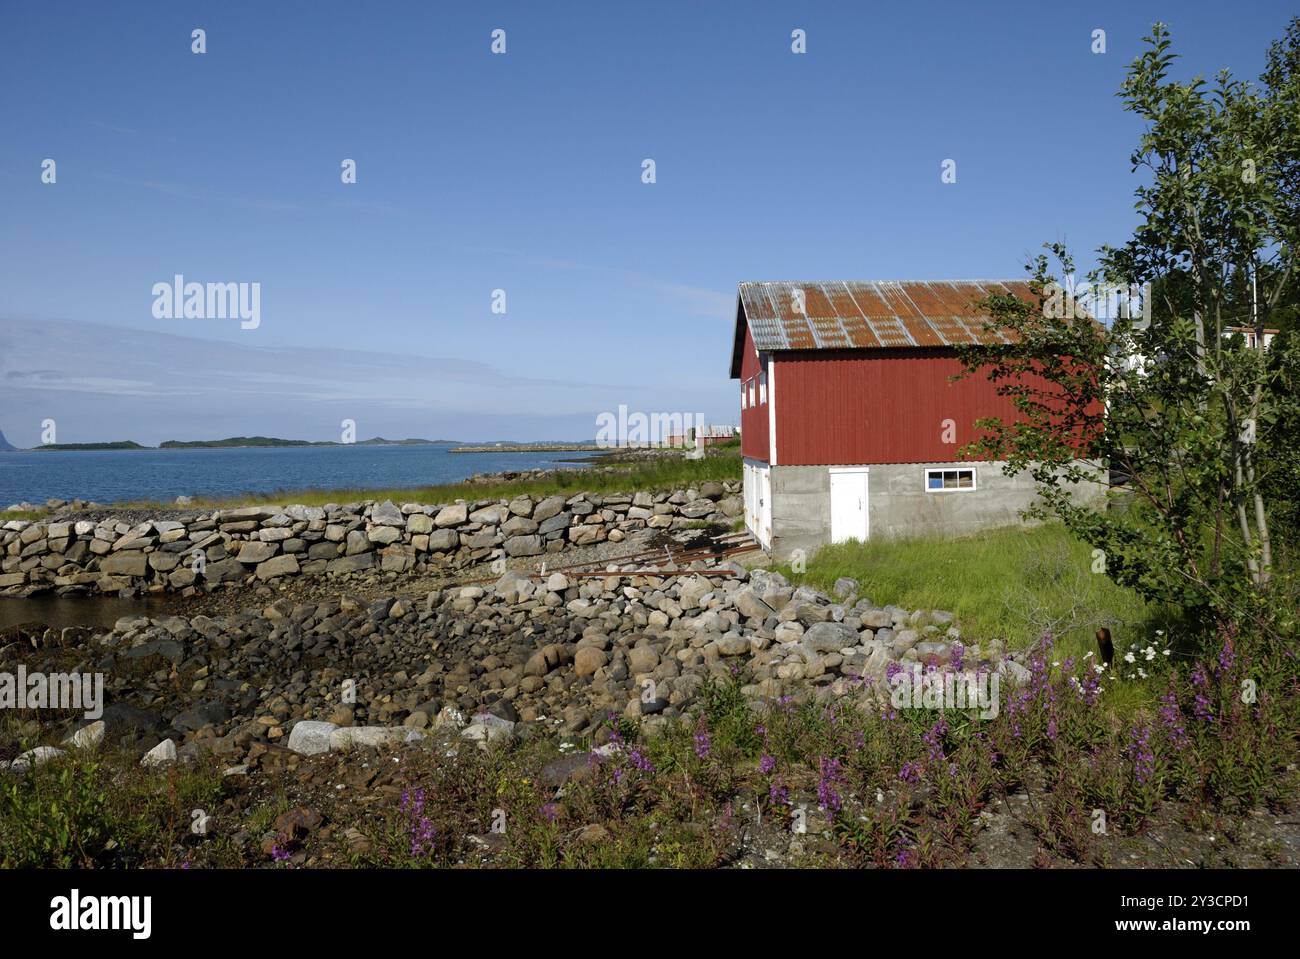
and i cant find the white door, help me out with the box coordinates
[744,463,755,531]
[829,468,869,543]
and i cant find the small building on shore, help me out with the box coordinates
[664,424,736,448]
[730,280,1104,556]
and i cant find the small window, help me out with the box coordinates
[925,468,976,492]
[748,379,756,406]
[758,371,767,404]
[740,382,747,409]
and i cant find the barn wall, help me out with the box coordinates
[867,461,1059,541]
[767,464,832,561]
[772,348,1067,466]
[738,325,769,462]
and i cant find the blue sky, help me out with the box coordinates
[1,0,1294,445]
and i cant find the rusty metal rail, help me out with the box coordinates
[463,531,760,585]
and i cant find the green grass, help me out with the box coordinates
[777,522,1163,660]
[0,510,42,522]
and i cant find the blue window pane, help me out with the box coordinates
[927,475,943,490]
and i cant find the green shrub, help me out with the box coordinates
[0,757,111,867]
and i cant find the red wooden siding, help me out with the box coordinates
[738,325,769,462]
[772,348,1065,465]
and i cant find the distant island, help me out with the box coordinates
[0,433,606,452]
[160,436,456,449]
[29,441,149,452]
[13,436,462,451]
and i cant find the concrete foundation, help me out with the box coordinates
[756,460,1105,563]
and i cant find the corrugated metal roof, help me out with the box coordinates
[738,280,1030,353]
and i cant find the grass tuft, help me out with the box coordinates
[776,523,1161,658]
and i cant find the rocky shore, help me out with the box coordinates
[2,560,1022,775]
[1,482,742,598]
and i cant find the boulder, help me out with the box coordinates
[255,555,300,580]
[504,535,542,557]
[236,541,278,565]
[141,738,178,767]
[803,621,859,653]
[434,504,469,528]
[287,721,338,755]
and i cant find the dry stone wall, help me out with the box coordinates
[0,481,742,598]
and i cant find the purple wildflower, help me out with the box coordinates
[1216,637,1236,679]
[629,748,655,773]
[693,721,712,760]
[893,839,917,868]
[1158,680,1188,747]
[410,817,436,857]
[816,756,843,818]
[1126,724,1155,785]
[1190,664,1214,722]
[922,716,948,763]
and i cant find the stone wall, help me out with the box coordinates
[0,482,742,598]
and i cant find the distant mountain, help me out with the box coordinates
[0,429,14,451]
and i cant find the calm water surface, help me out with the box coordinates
[0,445,596,505]
[0,594,171,631]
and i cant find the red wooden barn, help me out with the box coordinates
[729,280,1102,556]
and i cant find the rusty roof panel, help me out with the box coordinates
[737,280,1029,353]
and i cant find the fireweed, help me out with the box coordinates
[400,788,438,858]
[337,632,1294,868]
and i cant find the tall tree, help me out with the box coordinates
[960,20,1300,637]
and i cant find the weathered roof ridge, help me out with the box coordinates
[730,279,1031,377]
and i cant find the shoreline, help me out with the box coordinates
[2,446,735,516]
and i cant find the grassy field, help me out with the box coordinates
[777,522,1161,661]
